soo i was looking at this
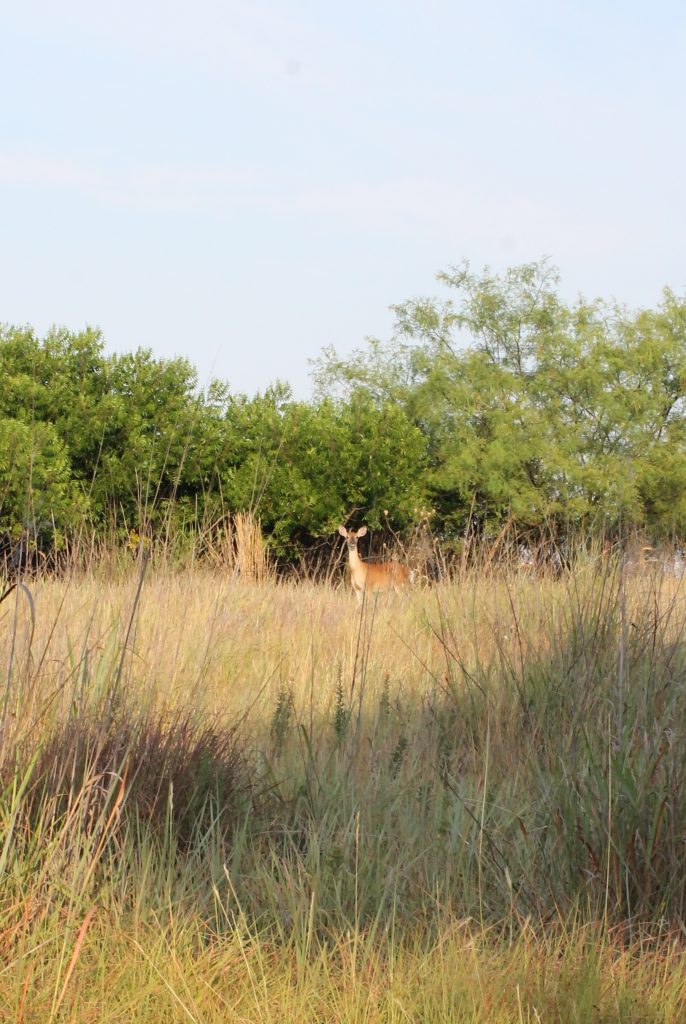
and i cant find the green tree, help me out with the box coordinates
[315,260,686,540]
[218,385,426,555]
[0,417,85,547]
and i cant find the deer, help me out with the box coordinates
[338,525,411,598]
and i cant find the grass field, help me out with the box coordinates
[3,557,686,1021]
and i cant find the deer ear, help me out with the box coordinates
[338,525,348,537]
[356,525,367,537]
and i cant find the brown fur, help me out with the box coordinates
[338,525,410,597]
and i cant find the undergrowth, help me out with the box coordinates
[2,556,686,1020]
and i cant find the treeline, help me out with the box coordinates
[3,259,686,563]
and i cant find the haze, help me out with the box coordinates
[2,0,685,396]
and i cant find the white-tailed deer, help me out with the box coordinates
[338,525,410,598]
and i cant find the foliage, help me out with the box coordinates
[315,260,686,541]
[3,259,686,558]
[0,416,85,546]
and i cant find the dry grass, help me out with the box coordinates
[3,558,686,1020]
[4,560,648,716]
[5,916,686,1022]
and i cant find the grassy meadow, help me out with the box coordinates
[3,552,686,1021]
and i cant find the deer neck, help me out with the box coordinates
[347,545,368,586]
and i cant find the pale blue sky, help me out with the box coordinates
[2,1,685,396]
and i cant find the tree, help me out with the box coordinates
[219,386,426,555]
[315,260,686,540]
[0,417,86,549]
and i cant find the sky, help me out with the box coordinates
[1,0,685,398]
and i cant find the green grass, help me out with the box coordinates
[2,557,686,1020]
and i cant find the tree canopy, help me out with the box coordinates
[3,260,686,563]
[315,261,686,540]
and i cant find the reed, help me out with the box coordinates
[2,553,686,1019]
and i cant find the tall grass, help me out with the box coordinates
[2,555,686,1019]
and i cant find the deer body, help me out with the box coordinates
[338,525,410,597]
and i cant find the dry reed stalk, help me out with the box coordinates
[234,512,272,582]
[208,511,272,581]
